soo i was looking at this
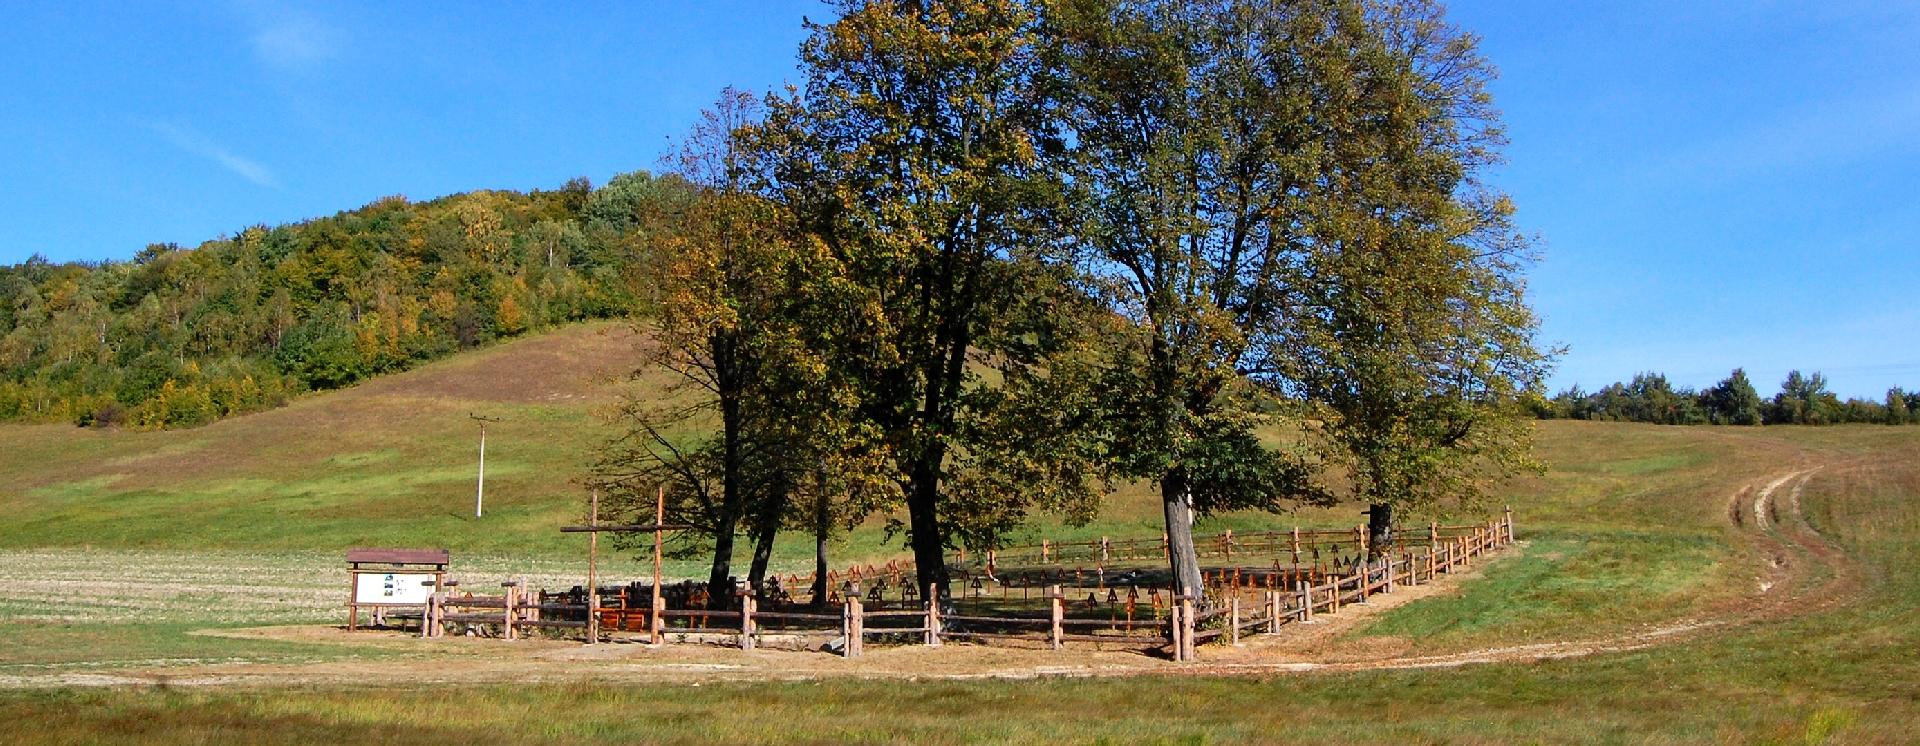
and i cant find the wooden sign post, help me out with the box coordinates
[587,489,598,644]
[560,485,691,646]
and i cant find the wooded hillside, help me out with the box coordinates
[0,172,685,428]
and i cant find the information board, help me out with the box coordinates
[352,572,438,605]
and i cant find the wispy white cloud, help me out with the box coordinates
[235,2,344,72]
[1676,85,1920,180]
[251,15,341,70]
[150,123,278,187]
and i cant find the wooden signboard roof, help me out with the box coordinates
[346,548,451,566]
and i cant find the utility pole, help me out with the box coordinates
[471,413,501,518]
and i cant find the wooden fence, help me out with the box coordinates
[420,514,1515,661]
[742,509,1516,610]
[969,512,1511,570]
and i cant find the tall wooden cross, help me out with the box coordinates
[560,485,691,645]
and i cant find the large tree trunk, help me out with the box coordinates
[1150,320,1205,606]
[810,491,831,609]
[705,523,739,611]
[1161,465,1205,603]
[1367,503,1392,560]
[746,500,781,596]
[903,319,969,602]
[706,334,746,612]
[906,455,950,601]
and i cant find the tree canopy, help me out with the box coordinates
[2,0,1569,609]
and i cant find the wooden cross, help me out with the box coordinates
[560,485,692,645]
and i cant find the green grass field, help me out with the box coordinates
[2,324,1918,743]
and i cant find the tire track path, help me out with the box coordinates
[1189,464,1859,675]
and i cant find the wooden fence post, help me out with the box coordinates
[1042,539,1051,564]
[1290,527,1301,566]
[925,585,943,647]
[1266,590,1279,633]
[502,582,518,640]
[586,585,599,646]
[649,583,663,646]
[1049,584,1064,651]
[1229,597,1241,646]
[1181,595,1197,661]
[1298,580,1313,622]
[1168,602,1183,660]
[1101,536,1111,563]
[1223,529,1233,560]
[738,589,755,651]
[842,593,864,658]
[841,595,852,657]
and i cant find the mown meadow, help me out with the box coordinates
[1,326,1916,743]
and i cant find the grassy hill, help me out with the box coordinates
[0,321,650,555]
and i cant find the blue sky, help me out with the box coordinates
[1,2,1915,398]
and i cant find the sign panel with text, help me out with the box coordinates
[352,572,438,605]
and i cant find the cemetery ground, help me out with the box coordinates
[1,325,1917,742]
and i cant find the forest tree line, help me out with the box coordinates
[0,173,689,428]
[587,0,1552,610]
[1532,369,1919,426]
